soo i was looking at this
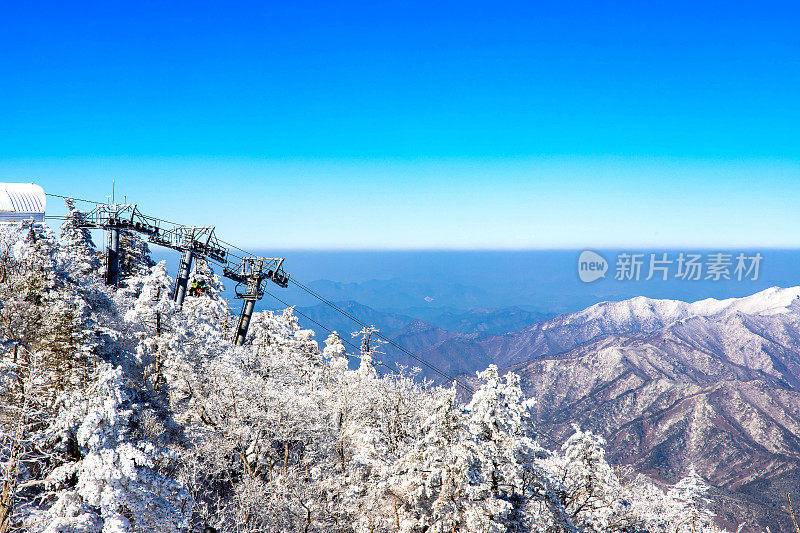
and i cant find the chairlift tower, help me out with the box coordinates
[74,203,160,286]
[71,198,292,342]
[224,257,289,346]
[150,225,227,306]
[75,205,226,299]
[107,227,120,285]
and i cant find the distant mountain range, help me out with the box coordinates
[291,299,552,342]
[241,249,800,315]
[497,287,800,531]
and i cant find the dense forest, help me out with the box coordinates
[0,204,723,532]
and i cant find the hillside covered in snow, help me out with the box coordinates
[508,288,800,530]
[362,284,800,529]
[0,208,763,532]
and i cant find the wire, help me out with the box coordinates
[218,238,252,256]
[263,290,399,378]
[288,278,475,393]
[140,213,183,227]
[45,192,104,205]
[47,191,185,226]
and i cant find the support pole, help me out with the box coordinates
[174,249,194,306]
[106,228,120,286]
[234,299,256,346]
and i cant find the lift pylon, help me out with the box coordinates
[151,226,227,306]
[106,228,120,285]
[224,257,289,346]
[174,249,194,304]
[74,203,160,286]
[72,200,291,335]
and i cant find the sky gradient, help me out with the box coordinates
[1,1,798,248]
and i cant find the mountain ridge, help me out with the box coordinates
[503,286,800,531]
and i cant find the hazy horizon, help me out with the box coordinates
[146,247,800,318]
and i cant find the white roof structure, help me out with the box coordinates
[0,183,46,223]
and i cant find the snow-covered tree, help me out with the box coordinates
[39,363,192,532]
[123,261,182,391]
[543,424,623,530]
[58,198,101,277]
[0,347,55,532]
[322,331,350,375]
[118,230,155,284]
[0,221,734,533]
[666,465,716,532]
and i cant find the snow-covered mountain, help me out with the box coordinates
[397,287,800,379]
[505,287,800,531]
[381,287,800,529]
[486,286,800,368]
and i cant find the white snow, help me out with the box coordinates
[0,211,731,532]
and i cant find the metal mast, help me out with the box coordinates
[224,257,289,346]
[74,203,160,286]
[151,225,227,306]
[106,227,120,285]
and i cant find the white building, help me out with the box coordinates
[0,183,46,223]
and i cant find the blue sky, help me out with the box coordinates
[1,1,798,248]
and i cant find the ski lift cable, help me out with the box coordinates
[290,278,474,393]
[288,278,472,386]
[141,213,182,226]
[263,290,399,378]
[42,209,246,262]
[41,213,246,263]
[287,278,475,393]
[217,238,251,257]
[45,192,105,205]
[46,193,200,228]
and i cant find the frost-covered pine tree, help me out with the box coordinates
[322,331,350,374]
[388,387,478,532]
[385,367,560,533]
[123,260,182,390]
[617,471,679,532]
[542,424,623,530]
[465,365,540,530]
[667,464,717,532]
[0,225,93,529]
[352,325,384,379]
[41,363,192,533]
[0,346,55,532]
[118,230,155,285]
[58,198,101,277]
[181,259,230,346]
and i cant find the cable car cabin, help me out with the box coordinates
[0,183,46,224]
